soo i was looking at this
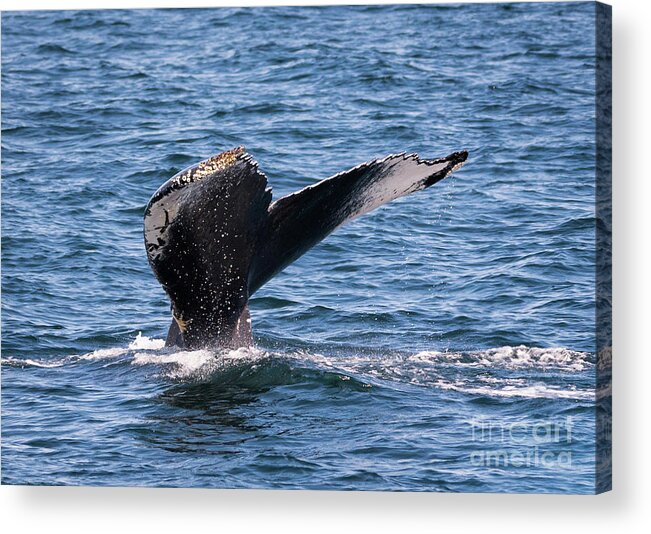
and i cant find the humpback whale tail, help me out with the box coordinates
[144,146,468,349]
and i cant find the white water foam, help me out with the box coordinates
[79,333,165,361]
[131,345,268,379]
[2,337,595,401]
[129,332,166,351]
[79,347,128,361]
[1,333,167,368]
[411,345,593,371]
[433,379,595,400]
[321,346,595,400]
[132,349,215,377]
[1,356,69,369]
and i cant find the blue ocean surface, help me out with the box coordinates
[2,3,603,492]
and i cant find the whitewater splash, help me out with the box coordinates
[1,333,166,369]
[411,346,593,372]
[2,334,597,401]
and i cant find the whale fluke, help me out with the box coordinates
[144,147,467,349]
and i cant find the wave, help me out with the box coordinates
[1,357,69,369]
[411,345,593,372]
[2,335,595,401]
[2,333,164,368]
[434,379,594,400]
[36,43,74,54]
[132,349,216,378]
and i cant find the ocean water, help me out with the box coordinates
[1,3,604,492]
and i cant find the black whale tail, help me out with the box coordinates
[144,147,468,349]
